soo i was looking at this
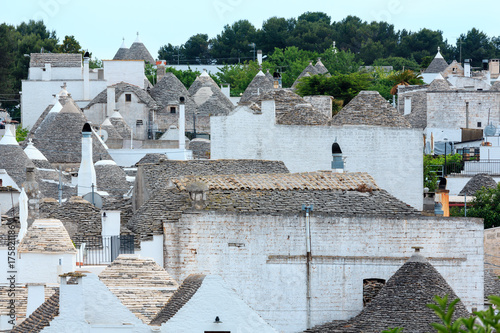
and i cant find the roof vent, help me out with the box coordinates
[82,123,92,133]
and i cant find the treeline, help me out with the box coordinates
[159,12,500,69]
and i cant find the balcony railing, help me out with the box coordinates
[73,235,135,266]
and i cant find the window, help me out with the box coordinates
[170,106,176,114]
[478,122,482,128]
[125,94,132,102]
[363,278,385,306]
[136,120,143,126]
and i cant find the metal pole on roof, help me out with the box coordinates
[464,193,467,217]
[58,165,62,204]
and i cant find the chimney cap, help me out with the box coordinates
[179,96,185,104]
[82,123,92,133]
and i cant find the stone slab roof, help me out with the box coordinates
[292,62,319,89]
[0,144,36,187]
[259,89,316,119]
[27,104,53,142]
[30,53,81,68]
[188,73,234,116]
[485,264,500,299]
[305,253,469,332]
[424,56,449,73]
[239,71,274,104]
[277,104,330,125]
[150,274,205,325]
[428,76,452,91]
[459,173,497,196]
[86,82,158,109]
[315,58,329,75]
[99,255,178,323]
[172,172,380,192]
[0,216,19,247]
[150,73,197,111]
[491,80,500,91]
[10,290,59,333]
[95,161,130,198]
[330,91,412,128]
[32,99,112,164]
[129,171,419,241]
[113,47,129,60]
[122,41,155,64]
[18,219,76,254]
[110,113,132,139]
[0,285,58,325]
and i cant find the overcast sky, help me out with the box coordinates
[1,0,498,60]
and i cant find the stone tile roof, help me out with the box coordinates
[122,41,155,64]
[130,171,418,241]
[150,274,206,325]
[485,264,500,298]
[18,219,77,254]
[276,103,330,125]
[0,216,19,247]
[0,285,58,325]
[239,71,274,104]
[86,82,159,110]
[32,99,112,164]
[424,56,449,73]
[30,53,81,68]
[110,111,132,139]
[100,119,123,141]
[428,75,452,91]
[189,138,210,159]
[99,255,178,323]
[292,61,319,89]
[113,47,129,60]
[188,73,234,116]
[491,81,500,91]
[135,159,290,210]
[330,91,412,128]
[0,144,36,186]
[459,173,497,196]
[150,73,197,112]
[95,160,130,198]
[135,153,168,165]
[265,69,275,82]
[305,252,469,333]
[10,290,60,333]
[257,88,315,117]
[27,104,53,142]
[315,58,329,75]
[172,172,380,192]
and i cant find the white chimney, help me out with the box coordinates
[257,50,263,65]
[178,97,186,151]
[77,123,97,196]
[26,283,45,317]
[101,210,120,237]
[464,59,471,77]
[59,274,85,321]
[83,53,90,100]
[106,86,115,118]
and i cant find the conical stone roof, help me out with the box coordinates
[315,58,329,75]
[188,71,234,116]
[32,98,112,164]
[429,73,452,90]
[95,160,129,198]
[491,80,500,91]
[121,34,155,64]
[100,118,123,141]
[330,91,412,128]
[239,71,274,104]
[459,173,497,196]
[292,61,319,89]
[265,69,274,83]
[305,252,470,333]
[277,104,329,125]
[113,39,129,60]
[150,73,197,112]
[110,111,132,139]
[424,50,449,73]
[0,128,35,186]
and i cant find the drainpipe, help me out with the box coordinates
[302,204,313,329]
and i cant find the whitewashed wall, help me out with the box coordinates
[164,212,484,333]
[136,235,164,267]
[161,275,276,332]
[103,60,145,89]
[17,253,75,284]
[211,102,423,210]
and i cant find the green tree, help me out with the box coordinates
[210,20,258,64]
[287,13,334,52]
[57,35,83,54]
[458,28,496,67]
[164,67,201,89]
[215,61,261,96]
[295,72,372,109]
[453,183,500,229]
[15,124,29,142]
[265,46,317,87]
[373,56,420,71]
[0,23,19,109]
[158,43,183,64]
[183,33,210,63]
[388,70,424,95]
[257,17,296,54]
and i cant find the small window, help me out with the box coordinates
[125,94,132,102]
[136,120,143,126]
[478,122,482,128]
[170,106,176,114]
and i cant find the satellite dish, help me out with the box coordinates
[100,129,109,142]
[82,192,103,209]
[484,123,497,137]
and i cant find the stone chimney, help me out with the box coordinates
[22,167,40,226]
[83,52,90,100]
[257,50,263,65]
[157,61,166,83]
[186,181,209,210]
[178,97,186,151]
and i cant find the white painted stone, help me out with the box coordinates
[136,235,164,267]
[161,275,277,332]
[164,212,484,333]
[211,101,423,210]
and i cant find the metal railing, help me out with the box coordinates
[461,159,500,175]
[74,235,134,266]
